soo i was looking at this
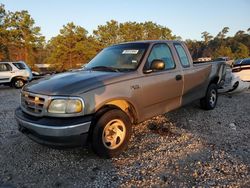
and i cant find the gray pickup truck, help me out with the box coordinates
[15,40,226,158]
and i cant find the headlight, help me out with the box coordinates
[48,98,83,114]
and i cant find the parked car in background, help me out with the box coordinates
[31,71,46,81]
[0,61,33,88]
[214,57,230,62]
[218,64,250,94]
[232,58,250,81]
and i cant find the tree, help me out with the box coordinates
[201,31,213,44]
[216,27,229,39]
[140,21,177,40]
[93,20,121,46]
[235,30,245,37]
[186,39,204,60]
[2,9,45,68]
[0,4,7,60]
[93,20,180,47]
[214,46,233,58]
[119,21,144,42]
[235,43,249,59]
[1,4,249,69]
[46,22,100,71]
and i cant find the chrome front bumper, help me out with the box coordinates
[16,116,91,137]
[15,107,92,146]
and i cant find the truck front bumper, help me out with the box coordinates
[15,107,92,147]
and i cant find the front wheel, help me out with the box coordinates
[200,83,218,110]
[12,78,25,89]
[91,109,132,158]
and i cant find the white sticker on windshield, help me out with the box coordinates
[122,50,139,54]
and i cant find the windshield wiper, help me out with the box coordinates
[89,66,120,72]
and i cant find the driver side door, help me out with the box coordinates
[137,43,184,121]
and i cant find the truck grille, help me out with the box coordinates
[21,92,46,116]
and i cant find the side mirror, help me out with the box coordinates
[150,59,165,71]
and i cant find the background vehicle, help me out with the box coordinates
[0,61,33,88]
[15,40,226,158]
[214,56,230,62]
[232,58,250,81]
[218,64,250,94]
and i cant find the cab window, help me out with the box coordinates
[147,44,175,70]
[13,62,26,70]
[174,44,190,67]
[0,63,12,72]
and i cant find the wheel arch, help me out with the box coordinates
[209,76,219,86]
[87,99,138,144]
[10,76,28,83]
[94,99,138,125]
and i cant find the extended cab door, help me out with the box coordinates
[138,43,184,120]
[173,43,210,105]
[0,63,13,84]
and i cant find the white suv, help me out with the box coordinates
[0,61,33,88]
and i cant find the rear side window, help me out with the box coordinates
[174,44,190,67]
[242,59,250,66]
[13,63,26,70]
[0,63,12,72]
[147,44,175,70]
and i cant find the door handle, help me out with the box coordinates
[176,74,182,81]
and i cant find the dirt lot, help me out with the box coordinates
[0,86,249,187]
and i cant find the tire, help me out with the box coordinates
[12,78,25,89]
[200,83,218,110]
[91,109,132,158]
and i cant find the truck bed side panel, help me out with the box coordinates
[181,64,211,106]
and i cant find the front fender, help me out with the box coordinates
[82,84,140,122]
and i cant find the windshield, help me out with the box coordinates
[85,43,149,71]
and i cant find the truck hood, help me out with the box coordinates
[23,70,128,96]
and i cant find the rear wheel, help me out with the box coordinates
[91,109,132,158]
[12,78,25,89]
[200,83,218,110]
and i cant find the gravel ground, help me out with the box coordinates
[0,86,249,187]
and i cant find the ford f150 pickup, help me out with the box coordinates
[15,40,226,158]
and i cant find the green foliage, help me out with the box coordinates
[47,20,180,71]
[187,27,250,60]
[46,22,100,71]
[0,4,249,72]
[216,27,229,39]
[235,43,249,59]
[214,46,233,58]
[201,31,213,44]
[0,4,45,68]
[93,20,179,47]
[0,4,7,60]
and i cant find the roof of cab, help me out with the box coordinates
[109,40,183,48]
[119,40,182,44]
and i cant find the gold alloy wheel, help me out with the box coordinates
[102,119,126,150]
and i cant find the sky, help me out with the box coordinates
[1,0,250,41]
